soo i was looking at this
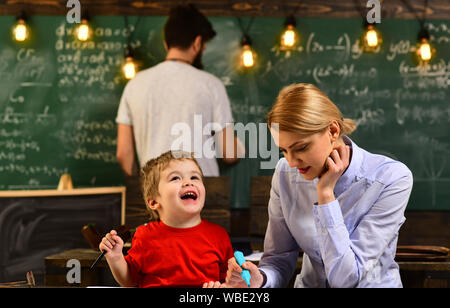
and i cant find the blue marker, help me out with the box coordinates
[234,250,251,287]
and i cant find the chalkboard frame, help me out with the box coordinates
[0,186,125,284]
[0,186,126,224]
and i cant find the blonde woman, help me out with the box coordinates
[226,83,413,288]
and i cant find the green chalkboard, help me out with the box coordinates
[0,16,449,210]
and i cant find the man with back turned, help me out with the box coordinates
[116,4,243,176]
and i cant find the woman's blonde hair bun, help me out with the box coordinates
[267,83,356,136]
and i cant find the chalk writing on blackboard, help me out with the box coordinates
[0,16,448,211]
[0,164,68,177]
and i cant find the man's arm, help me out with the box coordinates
[215,124,245,165]
[116,123,138,176]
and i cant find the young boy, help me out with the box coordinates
[100,150,234,287]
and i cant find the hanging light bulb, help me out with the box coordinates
[122,46,137,80]
[123,59,136,80]
[418,39,432,61]
[241,45,255,68]
[281,25,297,48]
[365,25,378,47]
[12,11,29,42]
[363,23,382,50]
[240,35,256,69]
[280,15,298,49]
[417,28,434,62]
[75,13,91,41]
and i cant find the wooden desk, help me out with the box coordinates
[290,260,450,288]
[45,249,450,288]
[398,261,450,288]
[45,249,118,287]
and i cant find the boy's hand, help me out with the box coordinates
[225,257,263,288]
[202,281,225,288]
[99,230,124,261]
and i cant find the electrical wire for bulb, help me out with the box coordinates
[399,0,429,28]
[236,16,255,37]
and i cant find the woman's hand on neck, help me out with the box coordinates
[316,143,351,205]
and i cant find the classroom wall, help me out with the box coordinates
[0,1,449,211]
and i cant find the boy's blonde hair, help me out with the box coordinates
[140,150,203,221]
[267,83,356,137]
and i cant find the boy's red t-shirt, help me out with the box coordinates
[124,219,234,288]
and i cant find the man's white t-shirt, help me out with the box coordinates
[116,61,234,176]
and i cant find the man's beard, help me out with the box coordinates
[192,50,203,70]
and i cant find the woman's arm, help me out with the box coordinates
[224,168,299,288]
[257,167,301,288]
[314,169,413,287]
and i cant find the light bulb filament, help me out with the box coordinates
[123,57,136,79]
[418,40,432,61]
[365,29,378,47]
[281,25,297,48]
[241,45,255,68]
[13,20,28,42]
[76,22,90,41]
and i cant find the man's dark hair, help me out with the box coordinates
[164,4,216,50]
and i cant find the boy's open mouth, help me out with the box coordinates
[180,191,198,200]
